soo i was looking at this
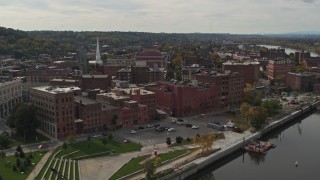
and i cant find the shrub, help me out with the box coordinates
[108,134,113,141]
[186,137,191,142]
[16,158,21,167]
[176,136,183,144]
[16,145,22,153]
[19,164,25,172]
[19,150,25,158]
[62,142,68,149]
[12,166,17,172]
[166,137,171,145]
[28,153,33,159]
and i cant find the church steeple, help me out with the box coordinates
[96,37,103,66]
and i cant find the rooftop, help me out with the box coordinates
[32,86,81,94]
[74,96,99,105]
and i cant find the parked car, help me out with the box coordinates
[155,127,166,132]
[130,130,137,134]
[185,124,192,128]
[93,134,101,138]
[123,139,130,143]
[168,128,176,132]
[170,119,176,123]
[191,125,199,129]
[146,124,154,128]
[38,143,49,149]
[138,126,145,130]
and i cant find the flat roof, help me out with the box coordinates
[74,96,99,105]
[32,86,81,94]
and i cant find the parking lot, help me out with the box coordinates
[113,114,230,146]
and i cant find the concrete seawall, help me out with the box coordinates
[161,100,320,180]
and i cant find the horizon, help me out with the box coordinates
[1,0,320,34]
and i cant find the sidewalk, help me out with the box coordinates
[27,150,54,180]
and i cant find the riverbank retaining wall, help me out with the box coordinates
[161,100,320,180]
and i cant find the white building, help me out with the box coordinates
[0,77,23,117]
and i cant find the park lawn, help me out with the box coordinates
[157,149,188,163]
[109,155,149,180]
[36,149,59,179]
[0,151,46,180]
[56,139,142,159]
[75,161,79,180]
[110,150,188,180]
[10,132,50,148]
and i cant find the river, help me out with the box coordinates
[191,112,320,180]
[258,44,319,57]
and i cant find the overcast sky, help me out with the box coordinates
[1,0,319,34]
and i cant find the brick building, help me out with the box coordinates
[96,65,126,76]
[29,86,81,139]
[267,59,294,82]
[96,87,155,127]
[285,72,315,92]
[193,71,244,108]
[222,61,260,84]
[135,48,166,68]
[26,69,71,85]
[81,75,111,90]
[260,48,287,59]
[147,81,217,117]
[117,66,164,84]
[74,96,121,134]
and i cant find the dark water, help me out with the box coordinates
[193,112,320,180]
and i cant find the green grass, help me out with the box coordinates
[0,151,45,180]
[109,155,150,180]
[110,150,188,180]
[9,132,50,148]
[75,161,79,180]
[56,139,142,159]
[70,160,74,180]
[36,150,59,179]
[157,150,188,163]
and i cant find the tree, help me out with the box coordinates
[108,134,113,141]
[240,103,255,121]
[28,153,33,159]
[16,158,21,167]
[0,134,11,149]
[19,164,26,172]
[144,160,156,180]
[62,142,68,149]
[250,107,268,130]
[12,166,17,172]
[19,150,25,158]
[101,138,108,146]
[0,151,5,161]
[16,145,22,153]
[176,136,183,144]
[166,137,171,145]
[67,135,75,144]
[193,133,216,153]
[7,104,39,140]
[87,136,91,141]
[262,99,280,116]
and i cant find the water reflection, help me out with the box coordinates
[247,152,266,165]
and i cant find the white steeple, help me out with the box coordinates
[96,37,103,66]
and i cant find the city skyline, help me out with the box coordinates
[1,0,320,34]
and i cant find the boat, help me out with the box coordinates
[242,140,275,155]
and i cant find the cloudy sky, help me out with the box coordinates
[1,0,319,34]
